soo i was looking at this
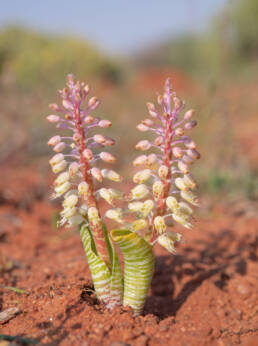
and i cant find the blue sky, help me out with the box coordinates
[0,0,227,55]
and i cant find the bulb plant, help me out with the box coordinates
[47,75,200,315]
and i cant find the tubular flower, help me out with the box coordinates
[47,74,122,266]
[128,78,200,251]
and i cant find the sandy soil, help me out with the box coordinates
[0,166,257,346]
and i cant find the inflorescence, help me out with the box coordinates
[123,78,200,253]
[47,74,122,266]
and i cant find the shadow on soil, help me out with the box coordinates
[145,229,257,319]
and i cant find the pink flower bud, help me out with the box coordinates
[136,124,149,132]
[49,153,64,166]
[100,152,116,163]
[93,134,106,144]
[88,96,100,109]
[47,115,60,123]
[146,102,155,111]
[172,147,183,158]
[136,140,151,151]
[48,135,61,146]
[91,167,103,182]
[49,103,60,111]
[53,142,66,152]
[178,161,189,174]
[184,109,195,120]
[173,96,182,110]
[74,92,81,103]
[84,116,94,124]
[154,136,163,146]
[158,165,168,179]
[182,155,194,165]
[98,119,112,128]
[104,138,115,146]
[133,155,147,166]
[142,119,154,127]
[147,153,157,166]
[148,110,158,118]
[73,132,81,142]
[62,99,73,109]
[69,162,79,177]
[175,128,184,136]
[83,149,93,160]
[84,85,90,94]
[184,139,196,149]
[185,120,197,130]
[187,149,200,160]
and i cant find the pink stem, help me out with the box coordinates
[74,101,110,268]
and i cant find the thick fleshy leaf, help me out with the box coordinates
[80,224,122,307]
[111,229,155,315]
[80,224,111,303]
[103,225,123,308]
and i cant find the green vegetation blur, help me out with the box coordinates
[135,0,258,79]
[0,0,257,202]
[0,27,123,90]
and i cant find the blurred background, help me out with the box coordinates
[0,0,258,206]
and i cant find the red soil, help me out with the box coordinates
[132,68,193,94]
[0,166,257,345]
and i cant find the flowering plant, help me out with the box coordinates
[47,75,200,314]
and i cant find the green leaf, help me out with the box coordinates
[103,225,123,308]
[2,286,28,295]
[80,224,111,304]
[111,229,155,315]
[80,223,123,307]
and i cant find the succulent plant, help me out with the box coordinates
[47,75,200,314]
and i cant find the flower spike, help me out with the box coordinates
[47,74,122,267]
[128,78,200,251]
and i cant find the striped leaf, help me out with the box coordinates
[103,225,123,308]
[80,224,122,307]
[111,229,155,315]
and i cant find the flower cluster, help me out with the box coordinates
[127,79,200,253]
[47,74,122,265]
